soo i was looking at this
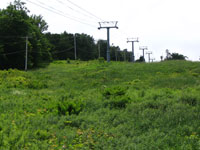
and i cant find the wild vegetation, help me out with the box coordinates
[0,1,132,70]
[0,60,200,149]
[0,1,52,69]
[1,1,199,149]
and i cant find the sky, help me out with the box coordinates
[1,0,200,61]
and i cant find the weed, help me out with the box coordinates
[0,60,200,149]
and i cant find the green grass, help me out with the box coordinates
[0,60,200,149]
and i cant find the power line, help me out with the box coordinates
[0,36,28,38]
[34,0,97,25]
[0,41,26,45]
[31,47,74,54]
[52,0,100,23]
[0,47,74,56]
[25,0,97,28]
[0,50,25,56]
[65,0,104,21]
[53,47,74,54]
[27,0,96,27]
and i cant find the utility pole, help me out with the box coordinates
[127,38,139,62]
[139,46,148,62]
[25,36,28,71]
[124,49,127,61]
[146,51,152,63]
[98,21,118,62]
[166,49,170,60]
[98,42,101,58]
[115,48,117,61]
[74,34,77,60]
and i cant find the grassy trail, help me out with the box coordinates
[0,60,200,149]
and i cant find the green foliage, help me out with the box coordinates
[67,58,71,64]
[0,69,48,89]
[166,52,187,60]
[136,56,145,62]
[103,86,127,98]
[0,0,51,69]
[57,95,85,116]
[0,60,200,149]
[179,89,200,106]
[35,130,51,140]
[45,32,97,61]
[103,86,130,108]
[98,57,105,63]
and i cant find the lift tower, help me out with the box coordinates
[98,21,118,62]
[139,46,148,62]
[127,38,139,62]
[146,51,152,63]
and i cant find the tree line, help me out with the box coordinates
[0,0,133,70]
[0,0,52,69]
[0,0,187,70]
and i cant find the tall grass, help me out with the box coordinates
[0,60,200,149]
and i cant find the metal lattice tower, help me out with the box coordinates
[98,21,118,62]
[127,38,139,62]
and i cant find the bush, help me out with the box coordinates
[0,69,30,88]
[35,130,51,140]
[103,86,130,108]
[103,86,127,98]
[98,57,105,63]
[180,91,199,106]
[57,98,85,116]
[67,58,71,64]
[27,80,48,89]
[104,95,131,108]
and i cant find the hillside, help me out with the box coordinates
[0,60,200,150]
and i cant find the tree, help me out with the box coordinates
[76,33,96,60]
[0,0,51,69]
[165,50,187,60]
[46,32,97,61]
[97,40,107,60]
[136,56,145,62]
[170,53,187,60]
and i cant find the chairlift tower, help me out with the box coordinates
[98,21,118,62]
[139,46,148,62]
[150,58,155,62]
[127,38,139,62]
[146,51,152,63]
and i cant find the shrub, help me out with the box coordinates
[67,58,71,64]
[102,86,130,108]
[57,98,85,116]
[7,76,29,88]
[27,80,48,89]
[35,130,51,140]
[104,95,131,108]
[180,92,199,106]
[103,86,127,98]
[98,57,105,63]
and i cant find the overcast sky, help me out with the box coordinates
[1,0,200,61]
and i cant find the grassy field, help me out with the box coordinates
[0,60,200,150]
